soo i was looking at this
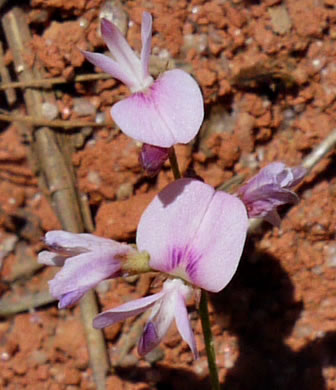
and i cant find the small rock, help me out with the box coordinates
[41,102,59,120]
[234,112,255,153]
[30,350,48,366]
[116,182,134,200]
[325,243,336,267]
[0,235,18,254]
[95,112,106,124]
[182,33,208,54]
[73,98,96,117]
[268,5,292,35]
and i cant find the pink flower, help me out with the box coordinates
[93,178,248,356]
[137,178,248,292]
[83,12,204,147]
[94,278,197,357]
[40,179,248,356]
[238,162,306,226]
[38,231,134,308]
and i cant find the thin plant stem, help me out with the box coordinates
[168,147,181,180]
[200,290,220,390]
[168,146,220,390]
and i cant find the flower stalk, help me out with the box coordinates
[168,147,181,180]
[200,290,220,390]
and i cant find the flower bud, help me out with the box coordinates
[139,144,170,176]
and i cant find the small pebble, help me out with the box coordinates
[325,243,336,267]
[95,112,106,124]
[1,352,10,362]
[73,98,96,117]
[42,102,59,120]
[79,17,89,29]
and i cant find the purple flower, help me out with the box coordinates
[83,12,204,148]
[238,162,306,226]
[139,144,170,176]
[94,278,197,358]
[93,178,248,356]
[38,231,135,308]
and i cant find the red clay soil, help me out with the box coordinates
[1,0,336,389]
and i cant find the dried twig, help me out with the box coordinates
[0,73,111,90]
[0,112,114,129]
[0,290,55,317]
[2,8,109,389]
[0,41,16,105]
[216,174,245,192]
[302,128,336,171]
[114,313,148,367]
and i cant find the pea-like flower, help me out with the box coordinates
[39,179,248,356]
[94,278,197,357]
[82,12,204,148]
[38,232,138,309]
[238,162,306,226]
[93,178,248,356]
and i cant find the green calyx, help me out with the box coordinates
[121,250,152,274]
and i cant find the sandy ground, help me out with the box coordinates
[1,0,336,389]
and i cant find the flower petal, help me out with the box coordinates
[137,179,248,292]
[238,162,306,223]
[138,321,160,356]
[82,51,136,89]
[263,209,281,227]
[174,290,198,359]
[136,178,215,275]
[187,189,248,292]
[138,279,182,355]
[57,290,84,309]
[93,291,165,328]
[49,247,128,308]
[44,230,125,254]
[111,69,204,147]
[141,12,152,81]
[38,250,66,266]
[100,18,143,88]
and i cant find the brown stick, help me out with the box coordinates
[0,290,56,317]
[302,128,336,171]
[0,41,16,105]
[0,112,114,129]
[0,73,111,90]
[2,8,109,389]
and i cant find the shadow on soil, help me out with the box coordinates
[116,236,336,390]
[211,237,336,390]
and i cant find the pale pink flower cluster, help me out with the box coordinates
[39,12,306,358]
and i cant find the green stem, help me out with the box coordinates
[199,290,220,390]
[168,147,181,180]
